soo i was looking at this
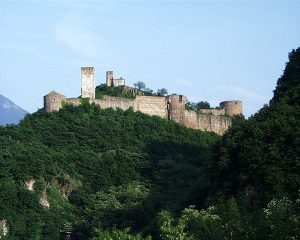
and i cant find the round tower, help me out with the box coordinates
[44,91,66,112]
[168,94,187,124]
[220,100,243,117]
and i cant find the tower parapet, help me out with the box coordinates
[168,94,187,124]
[44,91,66,112]
[81,67,95,98]
[220,100,243,117]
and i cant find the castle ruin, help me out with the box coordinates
[106,70,125,87]
[44,67,243,135]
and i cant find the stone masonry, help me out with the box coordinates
[44,67,243,135]
[106,71,125,87]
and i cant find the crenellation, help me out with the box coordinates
[43,67,243,135]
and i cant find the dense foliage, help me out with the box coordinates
[0,103,219,239]
[186,101,211,111]
[95,84,168,99]
[217,48,300,203]
[95,84,136,99]
[0,48,299,239]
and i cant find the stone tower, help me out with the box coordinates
[81,67,95,98]
[44,91,66,112]
[106,71,113,86]
[168,94,187,124]
[220,100,243,116]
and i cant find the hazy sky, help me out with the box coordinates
[1,0,299,117]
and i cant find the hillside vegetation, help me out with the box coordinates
[0,48,299,240]
[0,103,219,239]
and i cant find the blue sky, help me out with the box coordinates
[0,0,299,117]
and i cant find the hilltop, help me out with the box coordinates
[44,68,243,135]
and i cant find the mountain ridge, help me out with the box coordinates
[0,94,28,125]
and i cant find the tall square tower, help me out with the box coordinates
[106,71,113,86]
[81,67,95,99]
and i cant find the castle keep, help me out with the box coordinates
[44,67,243,135]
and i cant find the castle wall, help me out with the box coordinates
[92,96,134,111]
[184,110,232,135]
[45,95,237,135]
[65,98,81,106]
[199,108,225,116]
[134,96,168,118]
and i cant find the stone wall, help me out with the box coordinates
[92,96,134,111]
[199,108,225,116]
[45,93,239,135]
[134,96,168,118]
[65,98,81,106]
[184,110,232,135]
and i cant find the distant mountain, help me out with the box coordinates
[0,95,28,125]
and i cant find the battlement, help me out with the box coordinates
[43,67,243,135]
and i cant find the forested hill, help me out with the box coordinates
[0,48,299,240]
[0,104,219,239]
[217,48,300,203]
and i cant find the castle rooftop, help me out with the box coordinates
[45,90,65,96]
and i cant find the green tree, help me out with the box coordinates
[134,82,146,90]
[196,101,210,109]
[156,88,168,96]
[90,227,151,240]
[263,197,300,240]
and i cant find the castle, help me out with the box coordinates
[44,67,243,135]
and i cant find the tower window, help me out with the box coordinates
[179,95,183,102]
